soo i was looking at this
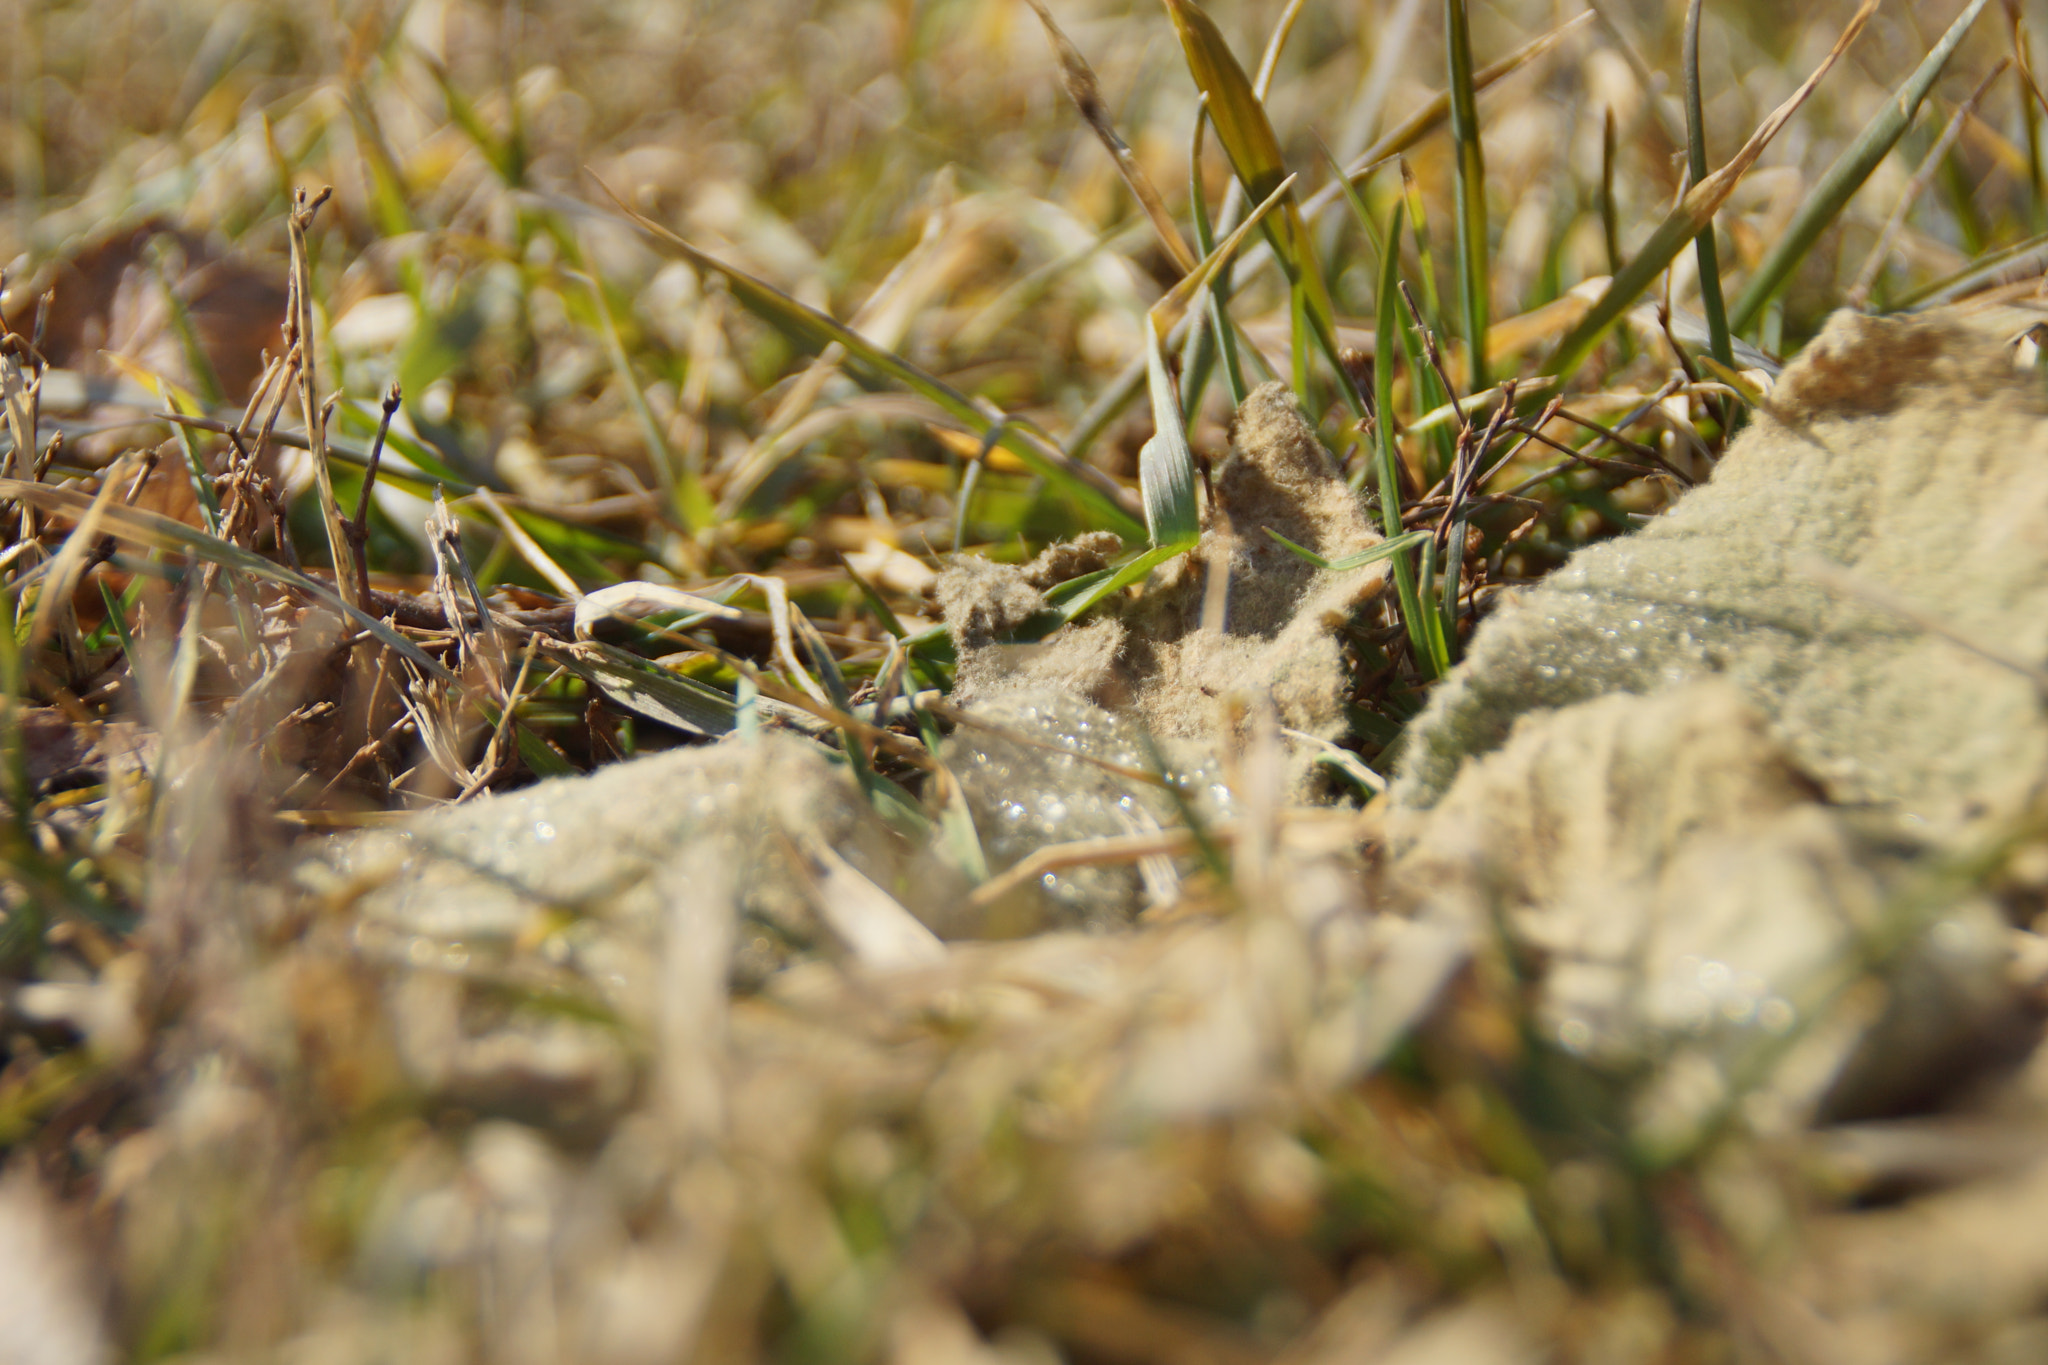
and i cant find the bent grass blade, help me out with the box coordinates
[590,175,1145,542]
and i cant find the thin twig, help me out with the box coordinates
[285,185,361,613]
[349,381,402,610]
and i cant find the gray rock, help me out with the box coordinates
[938,689,1235,932]
[1388,310,2048,1130]
[300,736,907,1126]
[1397,309,2048,835]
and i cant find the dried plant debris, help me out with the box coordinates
[1388,309,2048,1140]
[940,382,1389,749]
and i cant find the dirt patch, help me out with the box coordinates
[939,382,1390,747]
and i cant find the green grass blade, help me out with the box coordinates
[795,612,924,833]
[153,380,222,537]
[471,697,577,778]
[145,242,227,410]
[1600,107,1622,275]
[1057,540,1197,623]
[96,577,137,662]
[582,267,716,533]
[1184,105,1248,411]
[2018,12,2047,228]
[542,639,737,738]
[422,55,525,187]
[1160,0,1363,418]
[1415,535,1451,677]
[1889,227,2048,311]
[1331,13,1594,194]
[1289,282,1311,405]
[1262,525,1431,571]
[1151,173,1296,340]
[1397,161,1447,336]
[1392,167,1458,481]
[1444,0,1490,394]
[916,704,988,884]
[1373,201,1436,680]
[593,176,1144,541]
[333,398,471,486]
[1546,1,1877,385]
[1314,136,1385,258]
[1729,0,1991,333]
[1141,325,1202,548]
[1683,0,1734,370]
[1850,60,2009,309]
[1439,516,1464,664]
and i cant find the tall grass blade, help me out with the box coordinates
[1439,515,1464,663]
[1055,541,1192,623]
[1150,175,1297,339]
[1023,0,1198,275]
[592,175,1145,541]
[1546,1,1876,386]
[582,265,716,533]
[1683,0,1734,369]
[1889,227,2048,310]
[2016,11,2047,227]
[1415,534,1451,676]
[1160,0,1364,417]
[1262,526,1431,571]
[1396,163,1458,481]
[1373,201,1436,679]
[1729,0,1991,333]
[1398,161,1446,334]
[422,55,526,187]
[1849,61,2010,309]
[151,377,223,537]
[1600,108,1623,277]
[1444,0,1490,394]
[916,704,989,886]
[1181,106,1249,414]
[1330,13,1594,197]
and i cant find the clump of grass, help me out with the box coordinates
[0,0,2043,1359]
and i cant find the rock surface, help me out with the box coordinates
[1397,309,2048,832]
[1389,310,2048,1128]
[299,736,913,1126]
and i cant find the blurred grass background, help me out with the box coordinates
[1,0,2045,1360]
